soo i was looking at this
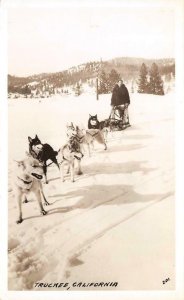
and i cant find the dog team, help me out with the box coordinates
[12,114,109,224]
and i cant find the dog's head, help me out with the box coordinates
[66,122,77,138]
[88,114,99,127]
[14,154,44,181]
[28,135,43,154]
[75,125,85,137]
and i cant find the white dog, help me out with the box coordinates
[58,136,83,182]
[12,153,49,224]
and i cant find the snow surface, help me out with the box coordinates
[8,91,175,290]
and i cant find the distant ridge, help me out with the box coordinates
[8,56,175,91]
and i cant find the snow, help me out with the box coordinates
[8,91,175,290]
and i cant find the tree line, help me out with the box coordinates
[137,63,165,95]
[98,62,166,95]
[8,62,173,97]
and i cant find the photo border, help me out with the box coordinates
[0,0,184,299]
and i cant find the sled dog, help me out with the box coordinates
[28,135,60,184]
[12,153,49,224]
[76,126,107,157]
[88,114,109,142]
[58,136,84,182]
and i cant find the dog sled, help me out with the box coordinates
[108,104,130,131]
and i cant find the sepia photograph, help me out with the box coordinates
[1,0,183,298]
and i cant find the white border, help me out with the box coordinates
[0,3,8,299]
[0,0,184,299]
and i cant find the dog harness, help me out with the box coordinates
[17,176,33,190]
[86,130,99,137]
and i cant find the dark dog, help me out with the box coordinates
[88,114,110,130]
[28,135,59,184]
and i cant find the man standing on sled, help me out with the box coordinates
[111,79,131,128]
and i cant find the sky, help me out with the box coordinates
[8,7,175,76]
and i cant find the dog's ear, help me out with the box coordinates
[89,114,91,117]
[95,114,97,117]
[28,136,32,143]
[13,159,24,167]
[35,134,38,139]
[76,126,79,130]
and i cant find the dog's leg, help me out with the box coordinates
[23,196,29,203]
[103,128,108,143]
[40,183,50,206]
[101,132,107,150]
[91,140,95,150]
[34,190,47,215]
[43,163,48,184]
[76,160,83,175]
[70,161,75,182]
[66,165,70,174]
[16,191,23,224]
[87,143,91,157]
[60,164,65,182]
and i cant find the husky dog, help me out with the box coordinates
[12,153,49,224]
[28,135,60,184]
[88,114,110,142]
[76,126,107,157]
[58,136,84,182]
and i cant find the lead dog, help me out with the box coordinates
[28,135,60,184]
[12,153,49,224]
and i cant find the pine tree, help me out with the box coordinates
[149,63,164,95]
[137,63,149,93]
[98,70,108,94]
[108,69,121,92]
[75,82,82,96]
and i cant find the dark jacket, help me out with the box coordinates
[111,84,120,106]
[111,83,130,106]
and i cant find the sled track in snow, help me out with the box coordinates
[8,168,174,289]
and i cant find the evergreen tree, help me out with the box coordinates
[98,70,108,94]
[108,69,121,92]
[75,82,82,96]
[137,63,149,93]
[149,63,164,95]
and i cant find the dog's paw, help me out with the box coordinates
[41,209,47,215]
[77,171,83,175]
[23,199,29,203]
[16,218,23,224]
